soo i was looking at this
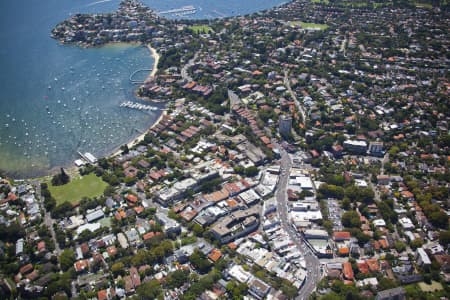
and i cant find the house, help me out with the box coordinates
[333,231,351,242]
[130,267,141,288]
[398,217,415,230]
[343,262,354,280]
[74,259,90,273]
[248,277,271,300]
[416,248,431,267]
[208,249,222,262]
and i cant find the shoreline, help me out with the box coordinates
[110,110,167,157]
[147,44,160,78]
[110,44,164,158]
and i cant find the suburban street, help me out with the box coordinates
[275,149,322,299]
[284,69,307,125]
[181,50,200,82]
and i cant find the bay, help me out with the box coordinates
[0,0,286,178]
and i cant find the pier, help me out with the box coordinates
[119,101,158,111]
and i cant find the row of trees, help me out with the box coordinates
[317,183,374,204]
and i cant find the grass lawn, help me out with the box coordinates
[289,21,328,30]
[99,217,112,227]
[189,25,213,34]
[48,173,108,206]
[311,0,330,3]
[418,281,443,292]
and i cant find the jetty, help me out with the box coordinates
[158,5,196,15]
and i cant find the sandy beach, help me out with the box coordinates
[147,44,160,78]
[111,110,167,157]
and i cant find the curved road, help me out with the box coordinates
[275,148,321,299]
[181,50,200,82]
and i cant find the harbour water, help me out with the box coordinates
[0,0,286,178]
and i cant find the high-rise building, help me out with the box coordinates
[279,115,292,138]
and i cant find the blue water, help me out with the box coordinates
[0,0,286,178]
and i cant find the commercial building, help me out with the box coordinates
[156,212,181,235]
[85,209,104,223]
[210,206,260,244]
[343,140,368,154]
[368,141,384,156]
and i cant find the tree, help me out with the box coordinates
[341,211,361,228]
[226,281,248,299]
[394,241,407,253]
[0,222,25,243]
[189,249,212,274]
[52,201,74,219]
[111,262,125,277]
[439,230,450,249]
[410,239,423,250]
[166,270,189,289]
[191,223,204,237]
[244,166,259,177]
[428,211,449,229]
[120,144,129,154]
[51,168,70,186]
[59,249,75,271]
[136,280,162,299]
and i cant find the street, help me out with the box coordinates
[275,149,321,299]
[284,69,306,126]
[181,50,200,82]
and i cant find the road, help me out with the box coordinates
[275,149,321,299]
[35,180,62,257]
[181,50,200,82]
[283,69,307,126]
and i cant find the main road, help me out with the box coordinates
[275,148,321,300]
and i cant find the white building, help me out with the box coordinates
[399,217,415,230]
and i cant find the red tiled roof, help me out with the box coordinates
[130,267,141,288]
[333,231,351,241]
[357,261,369,274]
[126,194,138,203]
[98,290,107,300]
[208,249,223,262]
[366,258,379,272]
[338,247,349,255]
[343,262,354,280]
[74,259,90,272]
